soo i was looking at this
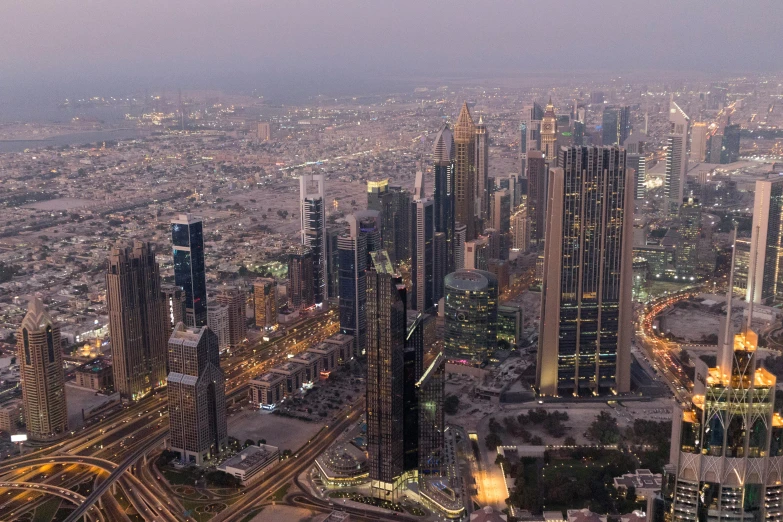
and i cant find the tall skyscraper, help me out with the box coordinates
[677,197,702,279]
[172,214,208,327]
[527,151,547,248]
[721,123,741,164]
[453,224,467,270]
[207,301,230,353]
[367,180,411,263]
[601,105,631,146]
[433,125,456,274]
[215,286,247,350]
[747,177,783,305]
[492,189,511,260]
[443,269,498,365]
[520,103,543,176]
[300,173,327,305]
[454,102,477,241]
[253,278,278,330]
[325,226,342,301]
[167,323,227,465]
[366,250,406,499]
[106,241,168,402]
[464,236,490,271]
[540,99,558,160]
[511,207,529,252]
[288,246,315,310]
[665,102,690,216]
[403,313,426,473]
[17,298,68,441]
[161,284,186,340]
[411,198,435,311]
[690,121,708,162]
[624,134,647,201]
[417,352,445,475]
[537,146,633,396]
[475,115,490,224]
[433,232,446,304]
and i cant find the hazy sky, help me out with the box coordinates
[0,0,781,102]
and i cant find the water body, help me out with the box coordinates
[0,128,148,153]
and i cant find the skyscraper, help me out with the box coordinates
[253,278,278,330]
[537,146,633,396]
[207,301,230,353]
[161,284,186,340]
[492,189,511,260]
[464,236,490,271]
[601,105,631,146]
[443,269,499,365]
[300,173,327,305]
[215,286,247,350]
[511,207,529,252]
[747,177,783,305]
[167,323,228,465]
[106,241,168,402]
[17,298,68,441]
[433,232,446,305]
[475,115,490,224]
[288,246,315,311]
[411,198,435,311]
[665,102,690,216]
[721,123,741,164]
[520,103,543,176]
[690,121,708,162]
[325,226,342,301]
[433,125,456,274]
[367,180,411,264]
[454,102,477,241]
[527,150,547,248]
[172,214,208,327]
[677,197,702,279]
[624,133,647,201]
[366,250,406,499]
[403,313,426,473]
[453,224,467,270]
[417,352,445,475]
[540,99,558,160]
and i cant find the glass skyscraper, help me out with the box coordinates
[300,174,327,305]
[443,269,498,365]
[433,125,456,274]
[171,214,207,327]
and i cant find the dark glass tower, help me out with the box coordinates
[288,246,315,310]
[411,198,435,311]
[171,214,207,327]
[444,269,499,365]
[601,105,631,146]
[721,123,741,164]
[403,313,426,473]
[527,150,547,248]
[433,125,456,274]
[454,102,477,241]
[368,180,411,264]
[300,174,327,305]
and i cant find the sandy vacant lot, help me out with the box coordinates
[228,409,324,453]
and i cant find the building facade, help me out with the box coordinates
[443,269,499,365]
[253,278,278,330]
[433,125,456,274]
[215,286,246,350]
[411,198,435,311]
[665,103,690,216]
[172,214,208,327]
[300,173,327,304]
[288,246,315,311]
[454,102,477,241]
[747,178,783,305]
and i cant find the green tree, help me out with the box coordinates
[443,394,460,415]
[485,432,503,451]
[587,411,620,444]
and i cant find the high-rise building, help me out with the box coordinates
[207,301,230,353]
[453,224,467,270]
[167,323,228,466]
[677,197,702,279]
[433,125,456,275]
[417,352,445,475]
[540,99,558,160]
[454,102,477,241]
[624,134,647,201]
[537,146,633,396]
[527,151,547,248]
[287,246,315,310]
[300,173,327,304]
[172,214,208,327]
[747,178,783,305]
[367,180,411,263]
[665,102,690,216]
[17,298,68,441]
[411,198,435,311]
[403,313,426,473]
[433,232,446,305]
[257,122,271,142]
[325,226,342,301]
[253,278,278,330]
[161,284,186,341]
[366,251,406,499]
[464,236,490,271]
[106,241,168,402]
[215,286,246,350]
[520,103,543,177]
[601,105,631,146]
[475,116,490,224]
[690,122,708,163]
[511,207,529,252]
[443,269,498,365]
[721,123,741,164]
[492,189,511,260]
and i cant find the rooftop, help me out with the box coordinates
[220,444,279,471]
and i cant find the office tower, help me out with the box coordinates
[540,99,558,160]
[464,237,490,271]
[417,352,445,474]
[475,115,490,223]
[733,238,752,296]
[367,180,411,263]
[537,146,633,396]
[172,214,208,327]
[677,197,702,279]
[721,123,741,164]
[454,102,477,241]
[707,132,724,163]
[453,224,466,270]
[664,102,690,216]
[624,134,647,201]
[215,286,247,350]
[707,82,728,110]
[257,122,271,141]
[366,250,406,499]
[601,105,631,146]
[411,198,435,311]
[254,278,278,330]
[403,313,426,474]
[338,212,380,356]
[389,186,412,262]
[527,151,547,248]
[167,323,227,465]
[433,125,456,274]
[492,189,511,260]
[520,103,543,177]
[106,241,168,402]
[747,178,783,304]
[326,226,342,300]
[17,298,68,441]
[287,246,315,310]
[300,173,327,304]
[161,284,186,340]
[444,269,498,365]
[207,301,230,353]
[690,122,708,162]
[498,304,524,347]
[433,232,446,304]
[590,91,604,105]
[511,207,529,251]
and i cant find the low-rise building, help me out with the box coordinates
[249,372,286,408]
[74,359,113,392]
[0,399,23,434]
[308,343,339,373]
[314,442,368,486]
[613,468,662,500]
[218,444,280,484]
[322,333,354,363]
[567,509,607,522]
[290,351,321,382]
[271,362,306,394]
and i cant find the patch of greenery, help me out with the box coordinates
[268,483,290,502]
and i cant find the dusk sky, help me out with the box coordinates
[1,0,781,101]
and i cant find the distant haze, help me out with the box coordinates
[0,0,781,105]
